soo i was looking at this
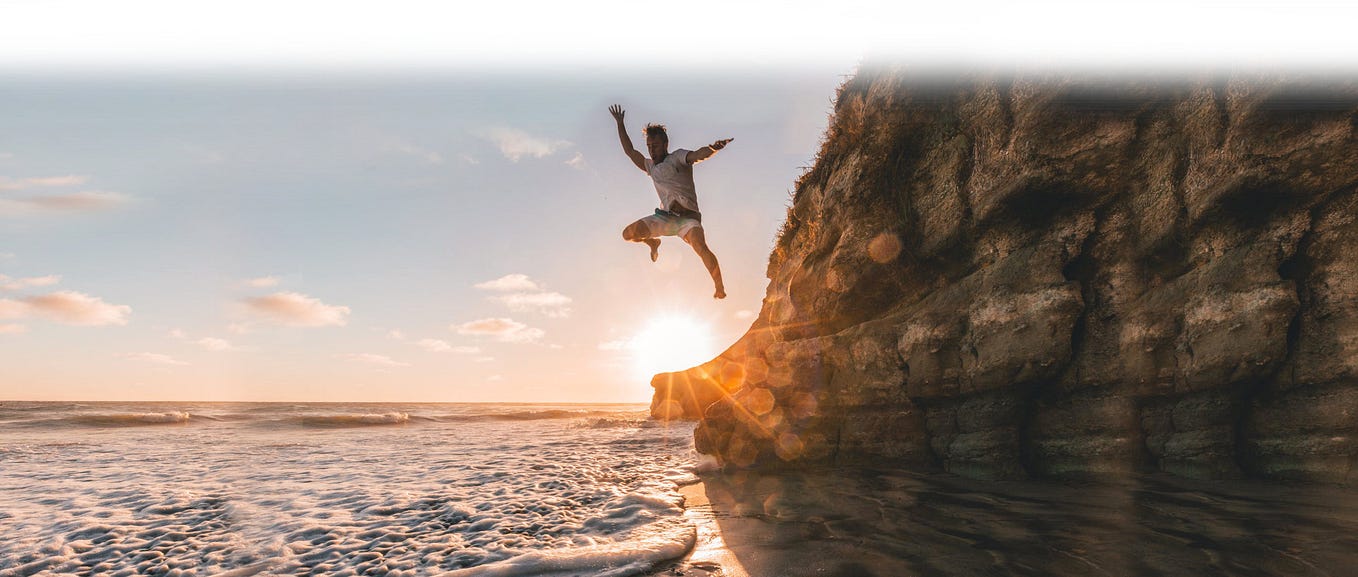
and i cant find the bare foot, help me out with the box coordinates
[644,238,660,262]
[714,287,726,299]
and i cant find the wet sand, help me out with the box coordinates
[651,468,1358,577]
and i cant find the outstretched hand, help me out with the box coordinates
[609,104,625,122]
[711,138,733,150]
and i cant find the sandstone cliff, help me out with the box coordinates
[651,66,1358,482]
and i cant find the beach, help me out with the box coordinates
[6,401,1358,577]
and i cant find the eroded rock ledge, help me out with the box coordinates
[651,66,1358,482]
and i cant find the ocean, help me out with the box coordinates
[0,402,700,577]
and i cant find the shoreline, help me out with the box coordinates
[646,481,741,577]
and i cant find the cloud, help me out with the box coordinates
[0,175,89,191]
[491,291,572,318]
[0,323,27,334]
[243,276,279,288]
[487,374,504,382]
[416,338,481,354]
[0,274,60,291]
[24,191,131,210]
[459,154,480,165]
[481,127,572,161]
[387,329,407,340]
[243,292,350,327]
[417,338,451,352]
[454,317,544,343]
[385,141,445,165]
[196,337,235,351]
[123,352,188,366]
[735,310,756,320]
[169,328,187,339]
[598,339,630,351]
[0,291,132,326]
[0,300,28,319]
[227,322,252,335]
[339,353,410,367]
[475,356,495,363]
[0,191,132,216]
[476,274,572,317]
[475,274,540,292]
[565,152,588,170]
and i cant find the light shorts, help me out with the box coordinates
[640,208,702,238]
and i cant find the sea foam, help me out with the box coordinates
[0,402,698,576]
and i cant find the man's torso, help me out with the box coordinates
[645,149,699,214]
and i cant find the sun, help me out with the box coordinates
[630,315,719,378]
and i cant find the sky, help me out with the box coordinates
[2,0,1356,403]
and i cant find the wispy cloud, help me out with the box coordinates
[735,310,756,320]
[385,141,445,165]
[0,291,132,326]
[492,291,572,318]
[339,353,410,367]
[0,323,27,334]
[0,274,60,291]
[242,292,350,327]
[123,352,188,366]
[0,175,89,191]
[598,339,630,351]
[196,337,236,351]
[0,300,27,319]
[481,127,572,161]
[242,276,280,288]
[416,338,481,354]
[475,274,540,292]
[24,191,132,210]
[0,191,132,216]
[387,329,407,340]
[565,152,588,170]
[454,317,544,344]
[475,274,572,317]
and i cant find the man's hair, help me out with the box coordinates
[643,123,668,140]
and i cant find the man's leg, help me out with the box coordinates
[681,226,726,299]
[622,219,661,262]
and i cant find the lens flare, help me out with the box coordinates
[631,315,718,378]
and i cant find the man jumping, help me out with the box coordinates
[609,104,732,299]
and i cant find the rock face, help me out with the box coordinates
[651,66,1358,482]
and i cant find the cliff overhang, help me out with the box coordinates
[651,66,1358,483]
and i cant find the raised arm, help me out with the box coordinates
[609,104,647,172]
[685,138,733,164]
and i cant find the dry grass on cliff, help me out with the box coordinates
[771,69,879,270]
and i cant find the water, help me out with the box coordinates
[0,402,700,576]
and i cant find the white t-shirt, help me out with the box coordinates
[644,148,699,214]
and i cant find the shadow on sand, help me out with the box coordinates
[654,468,1358,577]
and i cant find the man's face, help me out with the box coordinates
[646,134,668,160]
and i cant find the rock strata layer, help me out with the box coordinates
[651,66,1358,482]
